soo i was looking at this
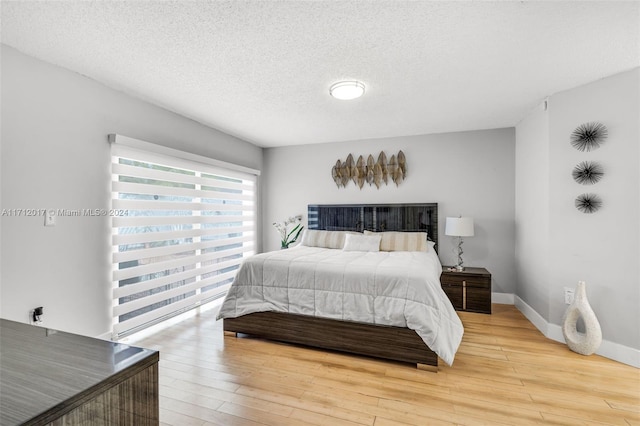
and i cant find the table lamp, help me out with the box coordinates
[445,216,474,271]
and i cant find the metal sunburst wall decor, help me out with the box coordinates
[570,122,608,152]
[572,161,604,185]
[575,193,602,214]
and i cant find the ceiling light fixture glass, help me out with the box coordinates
[329,81,365,100]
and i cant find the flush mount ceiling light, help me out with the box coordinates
[329,81,365,100]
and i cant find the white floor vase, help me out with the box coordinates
[562,281,602,355]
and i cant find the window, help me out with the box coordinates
[110,135,257,338]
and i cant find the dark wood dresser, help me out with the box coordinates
[440,267,492,314]
[0,319,159,425]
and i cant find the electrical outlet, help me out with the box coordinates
[30,306,44,325]
[45,209,56,226]
[564,287,575,305]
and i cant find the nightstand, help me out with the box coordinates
[440,267,491,314]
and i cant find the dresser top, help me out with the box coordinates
[0,319,158,425]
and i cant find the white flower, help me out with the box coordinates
[272,215,304,248]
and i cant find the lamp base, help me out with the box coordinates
[455,237,465,272]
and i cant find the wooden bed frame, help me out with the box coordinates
[223,203,440,370]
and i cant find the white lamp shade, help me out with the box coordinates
[445,217,474,237]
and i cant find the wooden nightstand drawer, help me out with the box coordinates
[459,276,490,288]
[440,267,491,314]
[441,275,461,286]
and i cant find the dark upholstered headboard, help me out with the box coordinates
[307,203,438,250]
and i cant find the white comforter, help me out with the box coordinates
[217,246,464,365]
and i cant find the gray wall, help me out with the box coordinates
[262,128,516,296]
[516,68,639,356]
[0,45,263,337]
[515,104,550,319]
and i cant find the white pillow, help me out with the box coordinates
[300,230,351,249]
[342,233,381,252]
[363,231,429,252]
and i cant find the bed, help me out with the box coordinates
[218,203,464,370]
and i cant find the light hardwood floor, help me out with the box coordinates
[134,304,639,426]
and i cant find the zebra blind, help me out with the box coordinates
[111,140,257,338]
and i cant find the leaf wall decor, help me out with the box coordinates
[377,151,388,185]
[356,155,365,189]
[397,150,407,178]
[393,164,404,186]
[366,155,375,186]
[330,151,408,189]
[388,154,397,181]
[345,154,354,168]
[373,163,383,188]
[340,161,349,187]
[331,160,341,188]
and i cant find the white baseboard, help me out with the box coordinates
[513,295,549,334]
[546,323,564,343]
[514,295,639,368]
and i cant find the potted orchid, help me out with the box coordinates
[273,215,304,249]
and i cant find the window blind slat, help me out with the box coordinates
[112,214,249,228]
[112,162,255,191]
[112,181,254,202]
[114,269,238,317]
[112,198,254,212]
[113,225,254,246]
[114,294,202,335]
[113,235,253,263]
[113,256,244,299]
[111,140,256,339]
[113,244,249,282]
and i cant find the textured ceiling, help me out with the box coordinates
[1,1,638,148]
